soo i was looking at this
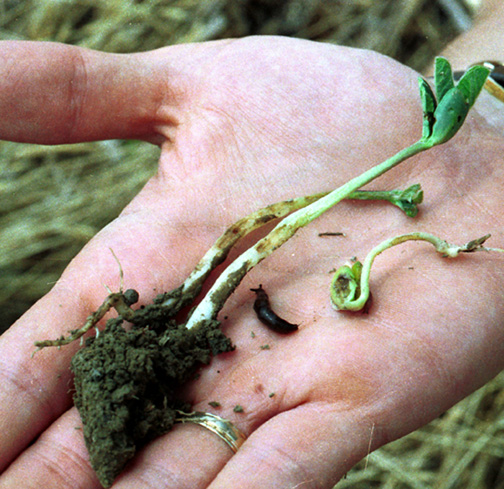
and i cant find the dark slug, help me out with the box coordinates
[250,285,298,334]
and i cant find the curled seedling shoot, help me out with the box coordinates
[330,233,504,311]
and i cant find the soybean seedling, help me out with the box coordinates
[183,57,490,330]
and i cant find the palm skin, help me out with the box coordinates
[0,37,503,489]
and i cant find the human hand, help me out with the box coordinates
[1,37,503,488]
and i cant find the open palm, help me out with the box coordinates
[1,37,503,489]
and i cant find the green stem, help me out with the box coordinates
[349,190,400,201]
[276,141,429,229]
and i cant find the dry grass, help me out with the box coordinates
[3,1,504,487]
[339,372,504,488]
[1,140,160,328]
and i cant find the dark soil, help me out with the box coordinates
[71,298,233,488]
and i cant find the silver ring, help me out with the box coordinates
[175,411,247,453]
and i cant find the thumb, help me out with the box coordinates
[0,40,195,145]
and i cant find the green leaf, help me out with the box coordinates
[456,64,490,108]
[418,77,437,140]
[430,87,468,144]
[391,183,424,217]
[425,59,489,145]
[434,57,454,101]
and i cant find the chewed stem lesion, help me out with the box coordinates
[159,192,327,312]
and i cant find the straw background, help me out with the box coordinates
[2,1,504,487]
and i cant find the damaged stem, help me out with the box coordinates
[162,185,422,312]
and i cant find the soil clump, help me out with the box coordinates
[71,295,233,488]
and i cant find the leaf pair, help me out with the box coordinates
[419,57,489,145]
